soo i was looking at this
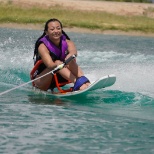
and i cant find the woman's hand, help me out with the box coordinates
[54,60,63,67]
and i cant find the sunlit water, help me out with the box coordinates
[0,28,154,154]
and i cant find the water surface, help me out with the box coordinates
[0,28,154,154]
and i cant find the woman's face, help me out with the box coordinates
[46,21,62,40]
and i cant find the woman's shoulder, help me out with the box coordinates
[38,43,48,53]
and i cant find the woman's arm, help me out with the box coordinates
[38,43,58,69]
[65,39,77,59]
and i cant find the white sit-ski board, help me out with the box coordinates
[43,74,116,98]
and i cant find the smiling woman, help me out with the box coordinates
[32,18,90,92]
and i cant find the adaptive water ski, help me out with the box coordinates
[37,74,116,98]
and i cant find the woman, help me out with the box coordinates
[33,18,90,91]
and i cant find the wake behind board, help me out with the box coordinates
[43,74,116,98]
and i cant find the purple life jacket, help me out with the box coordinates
[39,34,68,61]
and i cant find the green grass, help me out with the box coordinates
[0,2,154,33]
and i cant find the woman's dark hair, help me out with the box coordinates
[33,18,70,61]
[44,18,63,31]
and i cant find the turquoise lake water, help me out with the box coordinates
[0,28,154,154]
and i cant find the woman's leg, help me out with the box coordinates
[58,67,89,90]
[58,67,76,83]
[34,68,53,91]
[66,59,84,77]
[66,60,90,90]
[34,60,89,91]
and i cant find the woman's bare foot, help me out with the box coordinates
[79,82,90,90]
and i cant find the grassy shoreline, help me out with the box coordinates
[1,23,154,37]
[1,2,154,36]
